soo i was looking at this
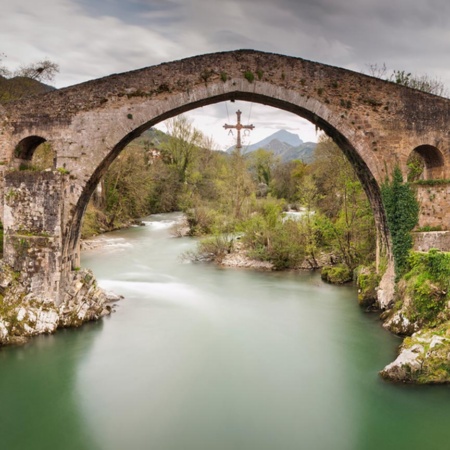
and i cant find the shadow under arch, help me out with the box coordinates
[409,144,445,180]
[14,135,46,161]
[64,91,392,274]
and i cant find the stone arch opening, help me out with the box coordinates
[14,135,46,160]
[63,92,391,283]
[14,135,56,170]
[407,145,445,181]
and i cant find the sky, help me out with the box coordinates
[2,0,450,149]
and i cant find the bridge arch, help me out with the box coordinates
[6,49,450,306]
[63,89,390,287]
[407,144,445,181]
[14,135,46,160]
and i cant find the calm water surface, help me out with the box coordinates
[1,212,450,450]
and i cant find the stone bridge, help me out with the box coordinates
[1,49,450,309]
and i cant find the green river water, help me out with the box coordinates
[1,212,450,450]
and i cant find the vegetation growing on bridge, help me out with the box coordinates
[381,167,419,279]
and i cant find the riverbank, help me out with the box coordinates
[189,232,450,384]
[0,260,121,346]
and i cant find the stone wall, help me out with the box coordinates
[413,231,450,252]
[415,183,450,230]
[3,170,65,302]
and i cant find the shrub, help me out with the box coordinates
[321,265,353,284]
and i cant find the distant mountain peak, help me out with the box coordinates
[267,129,304,147]
[226,129,316,164]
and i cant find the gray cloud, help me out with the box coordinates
[2,0,450,142]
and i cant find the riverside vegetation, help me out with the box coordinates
[79,118,450,384]
[2,59,450,383]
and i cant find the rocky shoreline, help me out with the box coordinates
[204,242,450,384]
[3,215,449,385]
[0,261,122,347]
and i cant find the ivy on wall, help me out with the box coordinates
[381,166,419,278]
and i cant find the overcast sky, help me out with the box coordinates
[2,0,450,148]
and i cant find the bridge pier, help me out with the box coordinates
[3,170,67,303]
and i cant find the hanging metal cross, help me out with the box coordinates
[223,110,255,150]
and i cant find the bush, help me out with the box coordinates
[402,249,450,326]
[321,265,353,284]
[241,206,307,270]
[356,265,380,308]
[185,234,234,262]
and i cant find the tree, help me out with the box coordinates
[160,115,204,184]
[247,148,278,186]
[14,58,59,82]
[270,159,307,202]
[0,55,59,82]
[365,63,448,97]
[309,136,376,269]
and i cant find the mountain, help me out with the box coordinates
[227,129,316,163]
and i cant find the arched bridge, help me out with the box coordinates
[1,49,450,308]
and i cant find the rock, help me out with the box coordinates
[0,320,8,341]
[321,265,353,284]
[104,290,124,303]
[381,324,450,383]
[220,251,274,270]
[380,343,424,382]
[383,310,419,335]
[0,262,122,347]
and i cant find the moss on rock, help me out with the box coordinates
[356,265,381,308]
[381,323,450,383]
[320,265,353,284]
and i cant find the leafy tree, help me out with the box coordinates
[160,115,204,184]
[270,159,307,202]
[309,136,376,270]
[247,148,278,186]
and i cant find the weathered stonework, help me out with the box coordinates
[0,50,450,341]
[0,260,117,346]
[413,231,450,252]
[3,170,66,303]
[416,183,450,230]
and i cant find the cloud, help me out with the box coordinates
[3,0,450,87]
[2,0,450,143]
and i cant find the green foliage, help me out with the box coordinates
[310,136,376,269]
[406,151,424,182]
[413,179,450,186]
[321,265,353,284]
[401,250,450,325]
[381,166,419,278]
[417,225,442,232]
[244,70,255,83]
[195,234,234,261]
[356,264,381,307]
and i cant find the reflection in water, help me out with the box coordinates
[0,322,103,450]
[2,213,450,450]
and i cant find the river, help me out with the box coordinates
[1,212,450,450]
